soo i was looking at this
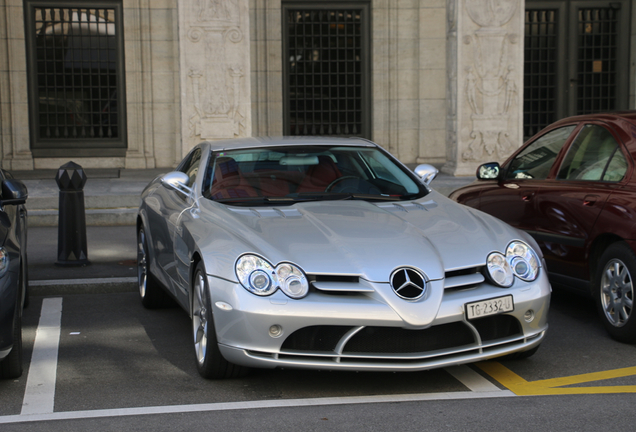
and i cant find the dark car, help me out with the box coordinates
[0,171,28,378]
[450,112,636,343]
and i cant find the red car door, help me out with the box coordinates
[532,123,630,285]
[479,125,577,234]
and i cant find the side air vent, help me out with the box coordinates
[444,267,485,290]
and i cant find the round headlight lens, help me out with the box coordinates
[249,270,272,292]
[506,241,539,281]
[235,255,276,296]
[486,252,514,287]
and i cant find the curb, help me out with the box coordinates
[29,277,137,296]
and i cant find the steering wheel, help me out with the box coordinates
[325,176,359,192]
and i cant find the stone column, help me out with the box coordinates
[0,2,34,170]
[443,0,524,176]
[177,0,251,157]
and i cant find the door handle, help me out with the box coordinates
[583,194,600,206]
[522,193,534,202]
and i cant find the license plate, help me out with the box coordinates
[465,295,514,319]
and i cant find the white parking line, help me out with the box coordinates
[0,390,515,424]
[21,298,63,416]
[444,365,501,392]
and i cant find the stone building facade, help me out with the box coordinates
[1,0,635,175]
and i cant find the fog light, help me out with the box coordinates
[269,325,283,338]
[524,310,535,323]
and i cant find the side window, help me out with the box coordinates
[603,150,628,182]
[557,125,626,182]
[178,148,202,187]
[506,126,576,180]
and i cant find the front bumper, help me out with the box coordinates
[209,272,551,372]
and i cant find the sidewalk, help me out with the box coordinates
[24,168,475,295]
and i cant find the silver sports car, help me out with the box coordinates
[137,137,551,379]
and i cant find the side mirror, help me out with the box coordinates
[161,171,192,195]
[414,164,439,186]
[1,179,28,206]
[476,162,501,180]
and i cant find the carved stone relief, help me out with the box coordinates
[461,0,519,162]
[178,0,251,153]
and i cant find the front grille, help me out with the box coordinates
[343,323,474,354]
[250,315,540,369]
[281,322,476,355]
[471,315,522,341]
[281,325,351,352]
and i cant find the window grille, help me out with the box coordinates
[524,9,558,139]
[283,4,370,137]
[25,2,126,153]
[577,7,618,114]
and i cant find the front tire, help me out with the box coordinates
[595,242,636,343]
[137,226,170,309]
[192,261,248,379]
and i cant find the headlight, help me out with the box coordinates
[235,254,309,299]
[275,263,309,299]
[486,252,514,287]
[235,255,276,296]
[486,241,540,287]
[506,241,539,281]
[0,248,8,277]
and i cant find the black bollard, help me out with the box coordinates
[55,161,90,266]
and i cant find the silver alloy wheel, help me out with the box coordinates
[600,258,635,327]
[137,229,148,298]
[192,270,208,365]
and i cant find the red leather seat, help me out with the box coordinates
[296,156,342,193]
[209,157,257,199]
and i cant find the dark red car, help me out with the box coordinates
[450,112,636,343]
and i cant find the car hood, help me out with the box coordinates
[197,191,521,283]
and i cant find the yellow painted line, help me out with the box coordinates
[477,361,636,396]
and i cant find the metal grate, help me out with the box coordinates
[29,5,123,143]
[469,315,522,342]
[343,323,475,354]
[281,326,352,352]
[524,9,558,139]
[284,6,368,137]
[577,7,618,114]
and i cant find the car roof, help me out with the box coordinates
[549,111,636,127]
[203,136,378,152]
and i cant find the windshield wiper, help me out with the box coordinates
[214,196,297,204]
[288,192,404,202]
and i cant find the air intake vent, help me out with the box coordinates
[444,266,485,290]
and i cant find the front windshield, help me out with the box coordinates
[203,145,427,204]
